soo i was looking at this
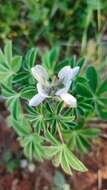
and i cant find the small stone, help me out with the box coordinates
[20,159,28,168]
[28,163,36,173]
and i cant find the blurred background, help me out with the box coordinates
[0,0,107,189]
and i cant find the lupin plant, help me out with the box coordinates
[0,40,107,175]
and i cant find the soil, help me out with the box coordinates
[0,103,107,190]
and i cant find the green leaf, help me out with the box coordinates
[97,78,107,94]
[79,102,93,111]
[26,104,37,115]
[65,146,87,172]
[33,144,44,161]
[46,130,60,145]
[20,86,36,100]
[87,0,103,10]
[86,66,98,92]
[61,150,73,175]
[45,146,61,159]
[49,47,60,68]
[12,118,31,136]
[25,48,38,70]
[96,103,107,121]
[42,49,50,69]
[20,134,44,161]
[79,128,101,137]
[4,40,12,64]
[1,84,15,97]
[9,98,22,120]
[50,119,57,135]
[11,55,22,72]
[99,98,107,105]
[13,72,30,83]
[76,136,90,153]
[53,150,62,167]
[0,64,12,82]
[56,101,64,114]
[76,83,92,97]
[76,76,88,84]
[56,58,71,73]
[45,102,53,113]
[0,49,5,64]
[78,57,86,68]
[25,142,33,161]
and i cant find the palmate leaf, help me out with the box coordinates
[45,145,87,175]
[12,49,36,85]
[19,134,45,161]
[45,101,75,132]
[45,131,87,175]
[25,105,47,133]
[88,77,107,121]
[0,41,22,84]
[0,42,104,176]
[63,126,100,153]
[64,145,87,172]
[84,66,107,120]
[3,40,22,71]
[63,131,89,154]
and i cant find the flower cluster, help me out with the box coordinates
[29,65,80,107]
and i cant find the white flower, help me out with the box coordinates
[29,65,80,107]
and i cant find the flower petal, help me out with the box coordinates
[58,66,80,86]
[55,81,71,95]
[70,66,80,80]
[59,93,77,107]
[58,66,71,81]
[29,94,46,107]
[37,83,49,97]
[31,65,48,84]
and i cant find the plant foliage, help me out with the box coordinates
[0,41,106,175]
